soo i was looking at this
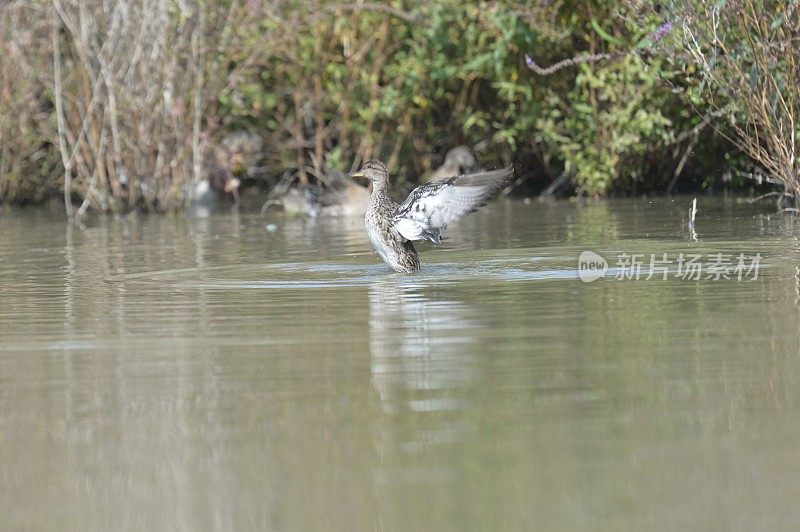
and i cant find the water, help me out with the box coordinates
[2,197,800,530]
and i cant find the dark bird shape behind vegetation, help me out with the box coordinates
[350,160,512,273]
[212,131,263,200]
[191,131,263,208]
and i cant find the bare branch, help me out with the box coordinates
[524,51,623,76]
[51,2,72,219]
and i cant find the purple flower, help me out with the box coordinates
[525,54,534,68]
[652,21,673,42]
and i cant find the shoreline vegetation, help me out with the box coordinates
[0,0,797,214]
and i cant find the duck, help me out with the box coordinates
[278,187,321,217]
[262,170,321,217]
[316,174,371,217]
[425,146,480,183]
[266,171,371,218]
[350,160,512,273]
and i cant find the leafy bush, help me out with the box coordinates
[538,56,672,195]
[0,0,791,211]
[672,0,800,198]
[0,9,60,203]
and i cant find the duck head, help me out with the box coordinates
[349,160,389,185]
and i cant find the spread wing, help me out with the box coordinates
[392,167,513,243]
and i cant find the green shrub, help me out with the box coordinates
[0,0,780,210]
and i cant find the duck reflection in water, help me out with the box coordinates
[368,277,480,486]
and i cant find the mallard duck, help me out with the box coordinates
[350,160,512,273]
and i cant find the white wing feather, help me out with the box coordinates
[392,167,512,243]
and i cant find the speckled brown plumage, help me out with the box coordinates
[350,159,513,273]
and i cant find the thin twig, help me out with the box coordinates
[671,105,731,145]
[191,7,205,189]
[746,191,783,203]
[538,170,572,198]
[667,130,699,194]
[51,3,72,219]
[77,109,108,216]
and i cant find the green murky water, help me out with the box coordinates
[2,197,800,530]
